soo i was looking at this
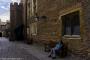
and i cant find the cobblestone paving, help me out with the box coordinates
[0,37,88,60]
[0,37,39,60]
[13,41,86,60]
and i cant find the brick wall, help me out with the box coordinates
[36,0,84,41]
[82,0,90,57]
[30,0,90,57]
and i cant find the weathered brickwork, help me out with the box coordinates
[29,0,90,57]
[82,0,90,57]
[20,0,90,57]
[37,0,83,41]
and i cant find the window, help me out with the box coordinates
[62,11,80,36]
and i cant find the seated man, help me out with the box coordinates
[48,40,63,59]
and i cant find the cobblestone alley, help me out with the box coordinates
[0,37,39,60]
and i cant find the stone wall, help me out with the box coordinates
[36,0,83,41]
[10,2,23,41]
[82,0,90,57]
[31,0,90,57]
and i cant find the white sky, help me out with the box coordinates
[0,0,21,22]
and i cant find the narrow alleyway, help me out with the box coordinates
[0,37,39,60]
[0,37,87,60]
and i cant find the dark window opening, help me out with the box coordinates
[0,32,2,37]
[61,11,80,36]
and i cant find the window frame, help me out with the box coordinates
[61,11,80,36]
[59,7,83,38]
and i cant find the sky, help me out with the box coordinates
[0,0,21,22]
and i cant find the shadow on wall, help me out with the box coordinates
[0,32,2,37]
[14,24,24,41]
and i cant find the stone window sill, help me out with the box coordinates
[63,35,81,39]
